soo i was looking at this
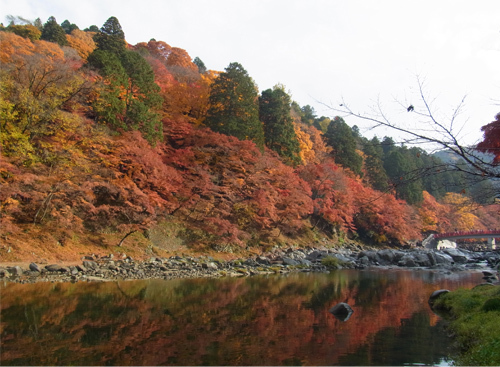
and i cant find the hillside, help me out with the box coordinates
[1,16,499,263]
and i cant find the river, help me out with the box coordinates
[0,269,483,366]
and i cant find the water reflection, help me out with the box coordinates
[0,269,482,366]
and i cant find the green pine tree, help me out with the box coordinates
[205,62,265,150]
[362,136,389,191]
[325,116,363,176]
[87,17,163,144]
[259,86,301,166]
[40,16,68,46]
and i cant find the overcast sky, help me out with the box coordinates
[2,0,500,146]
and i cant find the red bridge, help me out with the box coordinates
[434,230,500,240]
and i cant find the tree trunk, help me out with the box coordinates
[117,230,137,247]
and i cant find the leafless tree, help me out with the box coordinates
[325,76,500,182]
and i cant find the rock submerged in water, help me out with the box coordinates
[428,289,450,307]
[329,302,354,321]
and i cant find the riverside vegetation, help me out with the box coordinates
[432,285,500,365]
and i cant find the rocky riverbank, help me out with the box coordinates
[1,246,500,284]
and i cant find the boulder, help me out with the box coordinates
[442,248,469,264]
[0,268,9,278]
[398,255,417,267]
[433,252,454,265]
[428,289,450,306]
[256,256,271,265]
[282,257,299,266]
[202,262,218,270]
[29,263,41,272]
[82,260,98,270]
[329,302,354,321]
[45,264,63,272]
[413,252,432,267]
[306,250,324,261]
[7,266,24,276]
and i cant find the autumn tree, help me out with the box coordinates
[259,85,302,166]
[477,112,500,163]
[205,62,265,150]
[4,24,41,41]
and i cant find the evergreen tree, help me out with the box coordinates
[383,148,423,204]
[325,116,363,175]
[93,16,126,54]
[362,136,389,191]
[61,20,79,34]
[205,62,265,150]
[193,56,207,74]
[259,86,301,166]
[87,18,163,144]
[40,16,68,46]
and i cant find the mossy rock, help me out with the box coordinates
[481,297,500,312]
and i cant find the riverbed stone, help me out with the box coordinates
[45,264,63,272]
[256,256,271,265]
[428,289,450,306]
[82,260,98,270]
[398,255,417,267]
[7,266,23,276]
[283,257,299,266]
[442,248,469,264]
[29,263,41,272]
[329,302,354,321]
[202,262,218,270]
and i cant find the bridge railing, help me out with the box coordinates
[434,229,500,239]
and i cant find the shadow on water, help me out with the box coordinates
[0,269,482,366]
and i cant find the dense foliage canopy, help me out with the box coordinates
[1,15,499,259]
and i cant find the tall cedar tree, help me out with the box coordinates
[88,17,163,144]
[362,136,389,191]
[205,62,265,150]
[324,116,363,176]
[259,86,302,166]
[93,16,126,54]
[40,16,68,46]
[383,148,423,204]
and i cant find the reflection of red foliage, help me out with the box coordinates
[0,271,482,365]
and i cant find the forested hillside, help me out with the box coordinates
[1,16,499,262]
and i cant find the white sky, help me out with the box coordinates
[2,0,500,146]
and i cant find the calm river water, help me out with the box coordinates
[0,269,483,366]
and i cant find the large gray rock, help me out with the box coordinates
[398,255,417,267]
[413,252,432,267]
[7,266,23,276]
[329,302,354,321]
[202,262,218,270]
[82,260,99,270]
[442,248,469,264]
[256,256,271,265]
[282,257,299,266]
[306,250,325,261]
[428,289,450,306]
[45,264,63,272]
[29,263,41,272]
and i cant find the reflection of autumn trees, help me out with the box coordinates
[0,271,482,366]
